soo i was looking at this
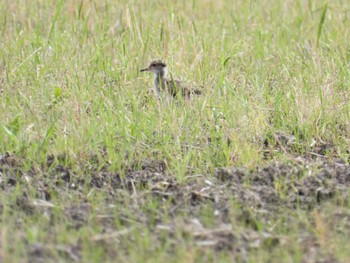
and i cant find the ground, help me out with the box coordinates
[1,0,350,262]
[1,146,350,262]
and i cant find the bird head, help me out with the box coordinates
[140,60,167,75]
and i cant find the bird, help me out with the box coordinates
[140,60,201,100]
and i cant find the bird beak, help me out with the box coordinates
[140,67,150,72]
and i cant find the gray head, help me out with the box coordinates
[140,60,167,75]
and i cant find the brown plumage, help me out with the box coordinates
[140,60,201,99]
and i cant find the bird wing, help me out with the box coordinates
[164,78,201,98]
[164,78,183,97]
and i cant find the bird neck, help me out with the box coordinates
[153,68,167,96]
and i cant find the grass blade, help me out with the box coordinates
[48,0,64,43]
[1,125,17,142]
[317,2,328,47]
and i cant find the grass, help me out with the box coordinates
[1,0,350,262]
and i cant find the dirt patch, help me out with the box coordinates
[262,131,341,162]
[28,243,81,263]
[1,152,349,261]
[4,152,347,213]
[215,161,350,210]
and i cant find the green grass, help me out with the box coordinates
[1,0,350,262]
[2,0,350,167]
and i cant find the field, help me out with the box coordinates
[1,0,350,262]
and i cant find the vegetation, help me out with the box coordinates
[1,0,350,262]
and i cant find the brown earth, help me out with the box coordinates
[0,151,349,262]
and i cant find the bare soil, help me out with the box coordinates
[1,151,349,262]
